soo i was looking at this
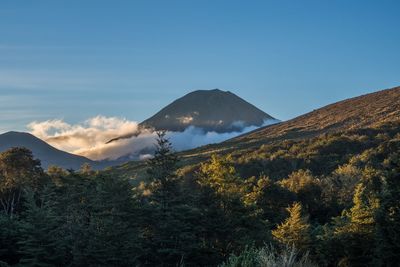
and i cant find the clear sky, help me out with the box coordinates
[1,0,399,133]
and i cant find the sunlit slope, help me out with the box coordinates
[183,86,400,158]
[108,86,400,179]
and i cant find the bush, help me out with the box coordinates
[220,245,317,267]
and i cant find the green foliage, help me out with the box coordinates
[0,214,20,265]
[18,188,66,267]
[0,148,44,217]
[197,154,271,259]
[1,122,400,266]
[374,151,400,266]
[244,175,295,225]
[60,173,140,266]
[198,154,244,198]
[141,131,203,266]
[219,246,260,267]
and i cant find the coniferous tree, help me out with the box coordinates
[334,182,379,266]
[272,202,311,252]
[244,175,295,225]
[142,131,199,266]
[146,131,179,210]
[59,173,140,266]
[197,154,268,261]
[0,213,21,265]
[374,153,400,266]
[18,187,66,267]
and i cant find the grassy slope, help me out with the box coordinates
[106,86,400,180]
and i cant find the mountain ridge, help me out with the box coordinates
[0,131,109,170]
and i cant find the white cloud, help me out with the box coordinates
[27,116,278,161]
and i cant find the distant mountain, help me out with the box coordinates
[142,89,274,132]
[0,131,108,170]
[107,89,275,143]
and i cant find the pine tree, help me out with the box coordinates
[79,175,140,266]
[0,213,20,265]
[146,131,179,210]
[142,131,199,266]
[198,154,243,199]
[272,202,311,252]
[57,173,140,266]
[334,182,380,266]
[18,187,66,267]
[197,155,270,260]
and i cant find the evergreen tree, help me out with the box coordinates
[374,152,400,266]
[334,182,380,266]
[197,154,269,261]
[0,213,21,265]
[279,170,323,222]
[244,175,295,225]
[60,173,140,266]
[272,202,311,252]
[146,131,179,210]
[198,154,243,200]
[142,131,199,266]
[18,187,66,266]
[78,175,140,266]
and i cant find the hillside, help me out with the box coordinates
[109,86,400,179]
[183,86,400,158]
[0,131,107,170]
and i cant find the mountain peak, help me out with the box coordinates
[3,131,31,135]
[140,89,275,132]
[188,88,229,95]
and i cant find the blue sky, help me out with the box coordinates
[1,0,399,133]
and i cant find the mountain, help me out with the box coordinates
[107,89,275,143]
[108,85,400,179]
[141,89,275,132]
[0,131,107,170]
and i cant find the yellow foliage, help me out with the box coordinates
[272,202,311,251]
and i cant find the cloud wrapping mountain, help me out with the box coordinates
[27,116,277,161]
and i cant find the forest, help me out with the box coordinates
[1,121,400,266]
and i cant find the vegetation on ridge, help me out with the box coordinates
[1,118,400,266]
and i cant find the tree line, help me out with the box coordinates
[0,124,399,266]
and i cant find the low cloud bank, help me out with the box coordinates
[27,116,278,161]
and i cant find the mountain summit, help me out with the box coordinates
[141,89,275,132]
